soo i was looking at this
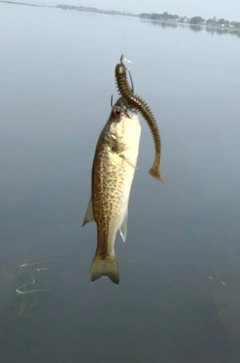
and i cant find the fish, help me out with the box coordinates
[82,97,141,285]
[115,56,163,182]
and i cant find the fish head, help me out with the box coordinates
[107,97,139,140]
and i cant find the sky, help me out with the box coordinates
[22,0,240,21]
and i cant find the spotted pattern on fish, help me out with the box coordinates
[83,97,141,284]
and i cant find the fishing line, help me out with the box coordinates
[119,0,126,55]
[118,0,130,61]
[100,0,129,56]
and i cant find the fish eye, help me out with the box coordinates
[112,106,122,120]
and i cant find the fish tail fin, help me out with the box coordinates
[89,255,119,286]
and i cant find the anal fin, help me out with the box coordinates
[119,209,128,242]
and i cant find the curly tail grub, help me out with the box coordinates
[115,60,163,182]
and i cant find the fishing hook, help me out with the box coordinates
[127,68,134,94]
[110,94,114,108]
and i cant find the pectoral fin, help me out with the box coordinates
[82,197,94,227]
[119,154,137,169]
[119,209,128,242]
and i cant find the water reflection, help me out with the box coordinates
[206,26,240,36]
[141,18,240,38]
[189,25,203,32]
[148,20,178,29]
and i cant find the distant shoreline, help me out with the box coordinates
[0,0,138,16]
[1,1,240,37]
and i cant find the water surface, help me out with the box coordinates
[1,4,240,362]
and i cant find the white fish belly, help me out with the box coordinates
[110,114,141,230]
[118,115,141,209]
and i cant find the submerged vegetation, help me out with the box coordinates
[209,273,240,340]
[15,258,51,319]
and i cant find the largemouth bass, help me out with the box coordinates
[83,97,141,285]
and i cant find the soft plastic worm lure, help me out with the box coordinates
[115,55,163,182]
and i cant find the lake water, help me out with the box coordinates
[1,3,240,362]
